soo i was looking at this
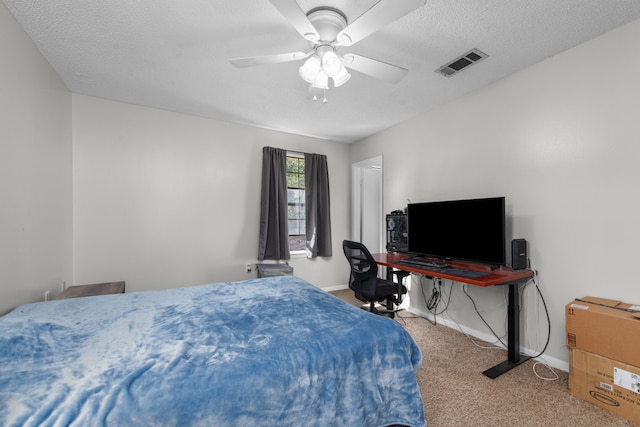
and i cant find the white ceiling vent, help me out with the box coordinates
[436,49,488,77]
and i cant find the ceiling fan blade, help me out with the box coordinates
[337,0,427,46]
[342,54,408,84]
[229,51,310,68]
[269,0,320,42]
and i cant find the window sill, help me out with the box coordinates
[290,250,307,258]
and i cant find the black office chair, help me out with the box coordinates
[342,240,407,318]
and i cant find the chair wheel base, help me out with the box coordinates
[361,304,397,319]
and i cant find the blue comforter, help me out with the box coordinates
[0,276,425,426]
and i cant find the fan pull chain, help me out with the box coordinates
[312,90,328,104]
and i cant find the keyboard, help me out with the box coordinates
[398,258,450,268]
[396,259,491,279]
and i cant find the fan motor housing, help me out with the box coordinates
[307,7,347,42]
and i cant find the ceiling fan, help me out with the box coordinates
[229,0,427,101]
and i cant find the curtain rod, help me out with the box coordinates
[265,146,322,158]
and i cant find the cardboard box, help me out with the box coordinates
[566,296,640,367]
[569,348,640,425]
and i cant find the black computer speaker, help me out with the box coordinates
[511,239,528,270]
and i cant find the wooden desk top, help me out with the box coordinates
[372,252,534,287]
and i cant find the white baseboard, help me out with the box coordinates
[408,307,569,373]
[322,284,349,292]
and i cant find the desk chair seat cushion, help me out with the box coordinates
[352,276,406,304]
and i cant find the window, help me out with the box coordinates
[286,154,305,252]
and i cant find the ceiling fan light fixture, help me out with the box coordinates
[321,50,341,77]
[299,55,321,84]
[311,70,329,90]
[332,65,351,87]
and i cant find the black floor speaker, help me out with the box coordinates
[511,239,528,270]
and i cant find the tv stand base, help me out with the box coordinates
[483,282,530,378]
[482,355,532,378]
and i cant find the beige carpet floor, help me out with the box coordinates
[331,289,637,427]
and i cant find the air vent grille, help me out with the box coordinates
[436,49,488,77]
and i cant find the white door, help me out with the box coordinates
[352,156,383,253]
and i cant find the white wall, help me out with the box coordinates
[72,95,351,293]
[350,19,640,368]
[0,3,72,315]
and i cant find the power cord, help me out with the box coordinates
[431,278,453,316]
[444,309,507,350]
[419,276,455,326]
[426,279,441,311]
[524,268,557,380]
[463,285,508,349]
[419,276,437,325]
[526,271,551,359]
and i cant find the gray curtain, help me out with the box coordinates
[305,153,332,258]
[258,147,290,261]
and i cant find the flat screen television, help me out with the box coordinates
[407,196,506,266]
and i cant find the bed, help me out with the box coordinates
[0,276,425,426]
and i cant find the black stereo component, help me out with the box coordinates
[511,238,528,270]
[386,213,408,252]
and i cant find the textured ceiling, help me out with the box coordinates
[4,0,640,143]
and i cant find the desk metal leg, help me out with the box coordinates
[482,283,531,378]
[385,266,393,281]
